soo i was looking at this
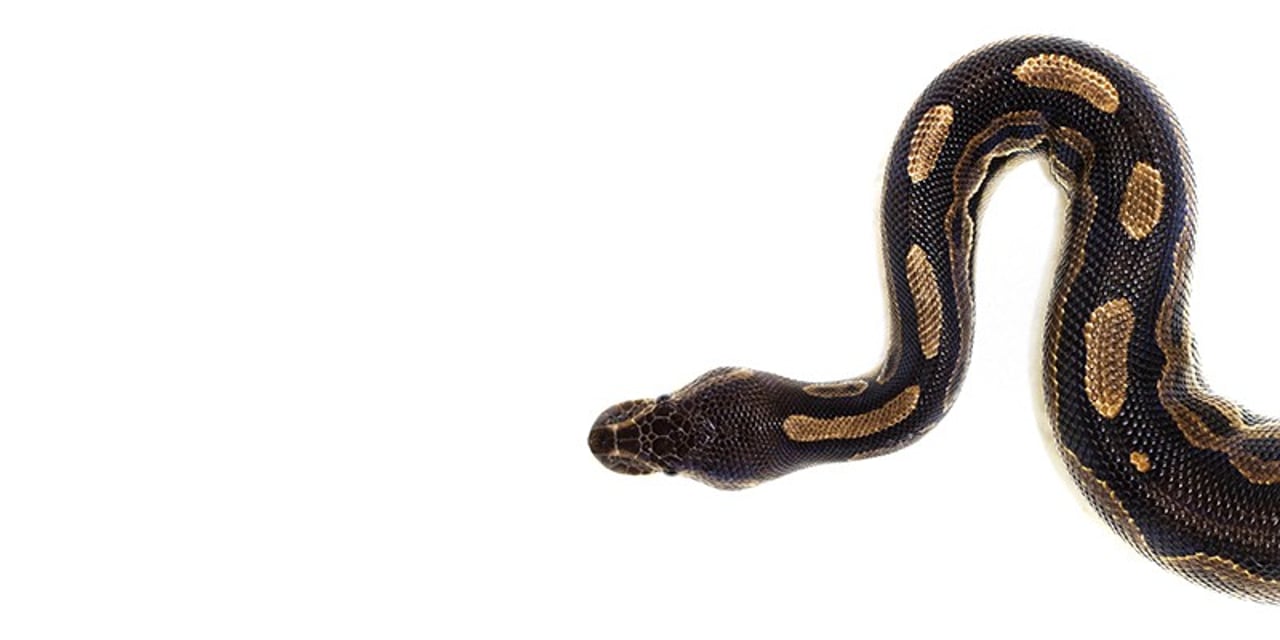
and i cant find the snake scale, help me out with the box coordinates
[587,37,1280,602]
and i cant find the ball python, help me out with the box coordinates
[587,37,1280,602]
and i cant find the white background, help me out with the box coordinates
[4,1,1280,637]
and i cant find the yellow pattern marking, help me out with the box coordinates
[1063,446,1280,602]
[1156,226,1280,484]
[803,380,869,398]
[783,385,920,442]
[1118,162,1164,239]
[1060,446,1147,550]
[1164,554,1280,604]
[1043,126,1099,422]
[943,110,1049,407]
[1130,451,1152,473]
[905,244,943,359]
[1084,298,1135,419]
[907,104,954,182]
[1013,54,1120,114]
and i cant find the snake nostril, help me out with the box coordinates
[587,427,615,455]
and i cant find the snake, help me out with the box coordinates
[586,37,1280,602]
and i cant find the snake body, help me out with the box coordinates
[587,37,1280,602]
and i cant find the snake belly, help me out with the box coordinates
[587,37,1280,602]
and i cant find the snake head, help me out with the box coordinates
[587,397,689,477]
[589,367,793,489]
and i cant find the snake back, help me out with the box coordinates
[588,37,1280,603]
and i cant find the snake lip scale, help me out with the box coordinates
[588,37,1280,603]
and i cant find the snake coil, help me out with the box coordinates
[588,37,1280,603]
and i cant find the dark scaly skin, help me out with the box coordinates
[588,37,1280,602]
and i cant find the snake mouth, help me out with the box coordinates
[597,451,663,475]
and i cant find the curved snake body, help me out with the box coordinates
[587,37,1280,602]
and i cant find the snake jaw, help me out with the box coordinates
[597,452,664,476]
